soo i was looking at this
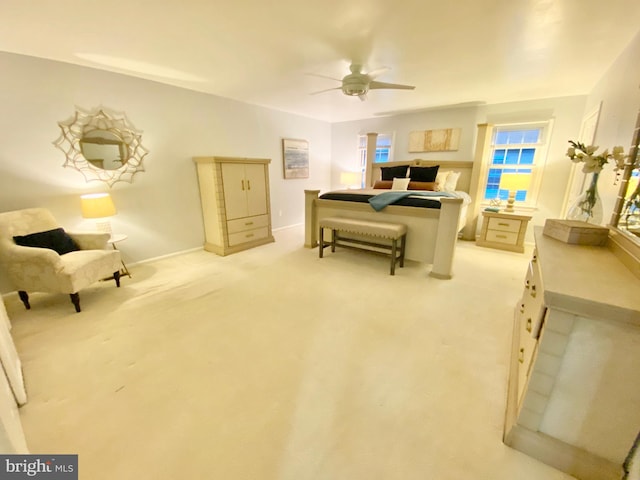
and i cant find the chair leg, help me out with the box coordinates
[18,291,30,310]
[69,293,81,313]
[114,271,121,287]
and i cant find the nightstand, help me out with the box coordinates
[476,210,532,253]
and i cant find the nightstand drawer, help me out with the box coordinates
[486,229,518,245]
[488,217,521,233]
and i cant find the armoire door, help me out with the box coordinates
[244,164,268,217]
[221,163,249,220]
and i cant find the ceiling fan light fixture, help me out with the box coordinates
[342,83,369,96]
[309,63,414,100]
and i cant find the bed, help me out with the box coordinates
[304,160,476,279]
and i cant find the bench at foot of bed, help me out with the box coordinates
[318,217,407,275]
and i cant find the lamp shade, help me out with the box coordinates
[80,193,116,219]
[500,173,531,191]
[340,171,361,187]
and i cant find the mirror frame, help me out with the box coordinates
[610,109,640,232]
[54,107,148,187]
[608,108,640,274]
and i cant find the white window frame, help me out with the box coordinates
[481,121,553,209]
[358,133,395,188]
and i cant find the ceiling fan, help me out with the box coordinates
[309,64,415,101]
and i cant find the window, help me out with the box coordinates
[358,133,394,187]
[482,123,551,207]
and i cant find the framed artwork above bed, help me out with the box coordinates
[409,128,461,152]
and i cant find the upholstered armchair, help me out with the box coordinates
[0,208,122,312]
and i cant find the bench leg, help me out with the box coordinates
[331,229,336,252]
[390,239,397,275]
[399,234,406,268]
[319,226,324,258]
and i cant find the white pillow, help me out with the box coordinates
[443,171,461,192]
[435,171,450,192]
[391,177,411,191]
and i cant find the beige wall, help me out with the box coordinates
[0,52,332,292]
[570,30,640,222]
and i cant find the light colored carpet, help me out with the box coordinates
[4,226,575,479]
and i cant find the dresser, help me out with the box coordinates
[0,298,28,453]
[504,228,640,480]
[476,210,532,253]
[194,157,274,255]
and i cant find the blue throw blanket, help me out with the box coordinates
[368,191,458,211]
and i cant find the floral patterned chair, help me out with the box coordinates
[0,208,122,312]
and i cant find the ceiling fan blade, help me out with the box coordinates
[310,87,342,95]
[365,66,391,79]
[305,72,342,82]
[369,81,415,90]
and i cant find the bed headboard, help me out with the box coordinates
[370,159,474,193]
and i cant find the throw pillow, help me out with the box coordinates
[373,180,393,189]
[408,181,437,191]
[380,165,409,181]
[14,228,80,255]
[391,177,411,191]
[444,171,461,192]
[435,171,450,191]
[408,165,439,182]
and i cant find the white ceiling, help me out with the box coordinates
[1,0,639,122]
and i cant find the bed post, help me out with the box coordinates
[304,190,320,248]
[430,197,463,279]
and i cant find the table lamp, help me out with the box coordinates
[340,171,361,189]
[80,193,116,235]
[500,173,530,212]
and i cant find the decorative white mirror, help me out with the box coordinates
[54,107,148,187]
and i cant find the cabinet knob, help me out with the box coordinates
[245,221,254,226]
[530,285,537,298]
[247,180,251,190]
[519,303,525,314]
[241,180,245,190]
[525,280,530,289]
[497,222,510,227]
[518,348,525,363]
[526,318,532,333]
[246,233,254,238]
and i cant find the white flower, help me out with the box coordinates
[582,156,601,173]
[567,140,628,175]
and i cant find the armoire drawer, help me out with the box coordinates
[227,214,269,234]
[228,227,269,246]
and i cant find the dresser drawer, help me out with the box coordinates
[488,216,521,233]
[228,226,269,246]
[517,332,538,403]
[486,229,518,245]
[227,214,269,234]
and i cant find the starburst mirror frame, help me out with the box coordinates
[53,107,148,187]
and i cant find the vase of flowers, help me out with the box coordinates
[565,140,626,224]
[567,171,603,223]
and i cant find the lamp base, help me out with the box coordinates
[503,192,516,212]
[95,220,112,237]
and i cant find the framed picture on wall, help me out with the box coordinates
[282,138,309,179]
